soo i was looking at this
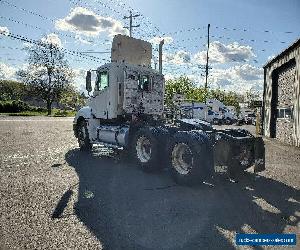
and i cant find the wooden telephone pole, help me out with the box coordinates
[205,23,210,90]
[123,11,140,37]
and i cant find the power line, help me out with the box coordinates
[98,0,160,39]
[160,26,207,37]
[0,0,54,22]
[0,3,114,46]
[3,0,155,43]
[69,0,122,17]
[68,0,153,42]
[1,2,282,68]
[3,32,110,64]
[0,15,113,47]
[0,45,26,51]
[153,24,296,37]
[100,0,159,37]
[212,25,295,35]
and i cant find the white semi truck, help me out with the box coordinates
[73,35,265,185]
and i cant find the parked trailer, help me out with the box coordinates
[180,102,223,124]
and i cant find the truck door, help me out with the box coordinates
[123,70,139,114]
[92,70,109,119]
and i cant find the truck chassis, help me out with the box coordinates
[73,116,265,185]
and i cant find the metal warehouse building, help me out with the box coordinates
[262,38,300,146]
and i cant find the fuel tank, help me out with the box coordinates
[97,125,129,147]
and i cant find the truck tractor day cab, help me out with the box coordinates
[73,35,265,185]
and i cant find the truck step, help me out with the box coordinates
[93,141,123,150]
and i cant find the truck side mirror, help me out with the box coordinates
[86,71,92,92]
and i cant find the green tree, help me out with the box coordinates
[17,40,74,115]
[165,75,241,112]
[245,87,261,108]
[186,87,207,103]
[60,85,86,110]
[165,76,195,106]
[0,80,25,101]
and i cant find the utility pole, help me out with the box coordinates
[123,11,140,37]
[205,23,210,90]
[158,39,164,74]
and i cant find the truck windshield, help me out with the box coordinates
[96,71,109,91]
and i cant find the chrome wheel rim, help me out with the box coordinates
[172,143,193,175]
[136,136,152,163]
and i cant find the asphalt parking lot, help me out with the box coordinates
[0,116,299,250]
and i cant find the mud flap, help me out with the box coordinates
[253,137,265,172]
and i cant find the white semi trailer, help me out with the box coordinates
[180,102,223,124]
[73,35,265,185]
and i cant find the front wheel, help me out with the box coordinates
[77,120,92,151]
[228,144,254,178]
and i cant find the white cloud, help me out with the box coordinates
[164,72,182,81]
[194,41,255,64]
[0,62,16,79]
[149,36,173,45]
[164,50,191,65]
[163,41,255,67]
[165,64,263,94]
[0,26,9,36]
[231,64,263,81]
[55,7,128,37]
[208,64,263,93]
[75,34,92,45]
[41,33,62,47]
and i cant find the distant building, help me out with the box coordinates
[262,38,300,146]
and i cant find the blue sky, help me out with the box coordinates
[0,0,299,93]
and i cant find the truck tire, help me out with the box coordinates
[212,118,219,125]
[228,144,254,178]
[77,119,92,151]
[132,127,161,172]
[169,131,214,185]
[225,118,232,125]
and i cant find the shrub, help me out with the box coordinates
[28,106,47,112]
[0,100,30,113]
